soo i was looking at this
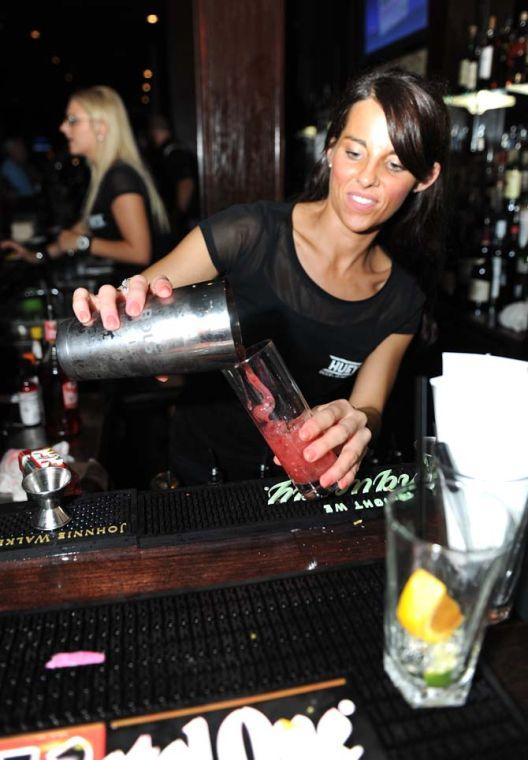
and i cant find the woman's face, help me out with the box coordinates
[60,99,98,160]
[326,97,439,234]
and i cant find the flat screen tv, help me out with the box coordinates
[364,0,428,57]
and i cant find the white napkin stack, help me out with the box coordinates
[430,353,528,551]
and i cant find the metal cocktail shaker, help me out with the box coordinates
[56,279,243,381]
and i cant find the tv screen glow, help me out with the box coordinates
[364,0,428,55]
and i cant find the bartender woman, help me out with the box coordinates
[72,67,450,490]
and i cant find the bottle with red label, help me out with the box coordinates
[18,357,43,427]
[40,297,81,440]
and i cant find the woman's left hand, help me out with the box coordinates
[57,229,80,254]
[297,400,372,490]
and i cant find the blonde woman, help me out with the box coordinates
[2,86,168,276]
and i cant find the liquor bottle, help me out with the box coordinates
[467,230,491,315]
[490,219,507,309]
[457,213,489,302]
[508,11,528,85]
[40,300,81,440]
[501,222,520,305]
[477,15,497,89]
[521,155,528,210]
[18,357,42,427]
[513,208,528,300]
[458,25,478,92]
[503,149,522,225]
[497,16,514,88]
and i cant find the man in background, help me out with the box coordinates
[147,115,199,244]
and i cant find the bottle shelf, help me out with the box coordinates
[444,89,516,116]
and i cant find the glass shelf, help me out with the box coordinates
[444,89,516,116]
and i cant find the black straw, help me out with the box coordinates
[415,376,428,539]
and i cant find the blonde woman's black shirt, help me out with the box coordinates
[86,161,154,281]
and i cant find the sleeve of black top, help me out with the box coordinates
[103,164,146,205]
[198,203,266,274]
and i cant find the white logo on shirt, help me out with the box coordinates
[319,355,361,379]
[88,213,106,230]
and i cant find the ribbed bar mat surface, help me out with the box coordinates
[0,490,136,559]
[0,562,525,758]
[137,463,412,545]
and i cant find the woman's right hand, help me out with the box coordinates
[72,274,173,331]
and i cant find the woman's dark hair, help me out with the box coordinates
[301,67,450,325]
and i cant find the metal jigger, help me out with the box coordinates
[22,466,72,531]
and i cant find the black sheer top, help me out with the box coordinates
[199,201,425,406]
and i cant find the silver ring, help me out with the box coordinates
[118,278,129,294]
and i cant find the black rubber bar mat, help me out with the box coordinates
[0,464,413,559]
[0,562,526,759]
[137,463,414,547]
[0,490,136,560]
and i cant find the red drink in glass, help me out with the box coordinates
[224,341,338,499]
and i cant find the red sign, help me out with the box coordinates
[0,723,106,759]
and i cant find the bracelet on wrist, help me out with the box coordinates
[76,234,92,254]
[34,248,50,264]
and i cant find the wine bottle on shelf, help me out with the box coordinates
[501,222,520,306]
[40,298,81,441]
[497,16,514,89]
[467,230,492,315]
[458,25,479,92]
[513,209,528,300]
[508,10,528,85]
[503,149,522,225]
[490,219,507,309]
[477,15,497,90]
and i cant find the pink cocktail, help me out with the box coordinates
[258,412,337,485]
[223,341,338,500]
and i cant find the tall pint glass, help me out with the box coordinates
[223,340,338,500]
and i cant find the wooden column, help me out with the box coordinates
[193,0,284,216]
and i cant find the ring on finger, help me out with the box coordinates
[117,278,129,294]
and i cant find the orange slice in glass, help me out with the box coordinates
[396,568,464,644]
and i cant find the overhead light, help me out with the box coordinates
[142,83,151,93]
[141,95,150,104]
[30,29,41,39]
[143,69,153,79]
[51,55,61,65]
[146,14,158,24]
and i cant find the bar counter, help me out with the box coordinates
[0,471,527,757]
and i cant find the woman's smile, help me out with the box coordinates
[346,191,378,212]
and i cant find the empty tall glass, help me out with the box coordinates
[425,442,528,623]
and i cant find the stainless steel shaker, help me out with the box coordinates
[56,279,243,381]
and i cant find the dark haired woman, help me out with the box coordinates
[72,67,450,489]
